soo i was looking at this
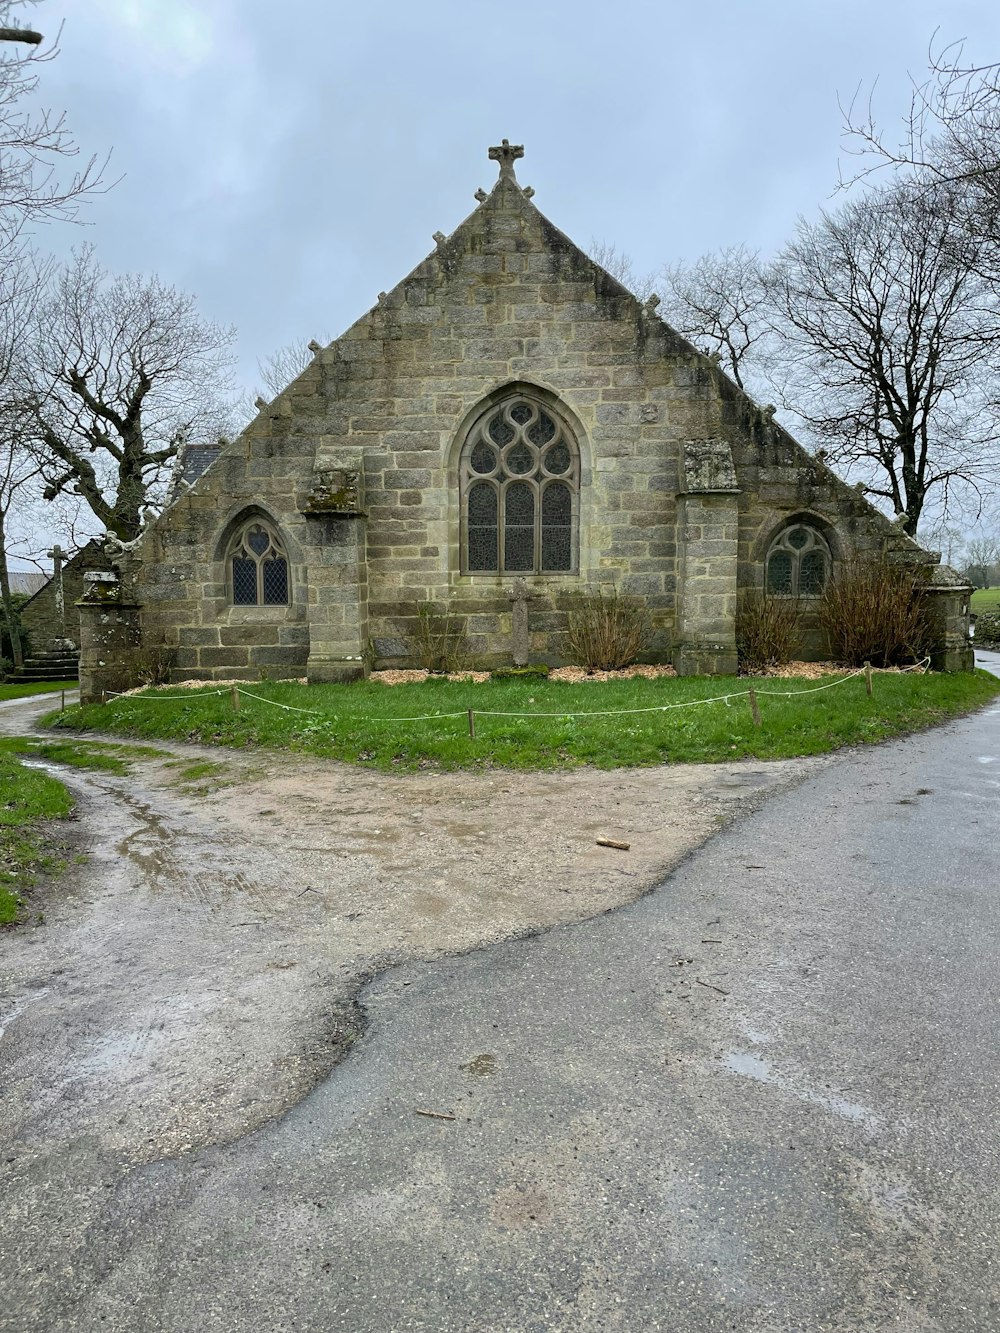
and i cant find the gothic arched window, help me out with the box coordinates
[765,524,830,597]
[228,519,289,606]
[459,395,580,575]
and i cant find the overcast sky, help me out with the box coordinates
[9,0,1000,568]
[30,0,998,392]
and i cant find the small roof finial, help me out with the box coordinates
[488,138,524,184]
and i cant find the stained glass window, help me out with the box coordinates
[765,525,830,597]
[459,395,580,575]
[228,520,290,606]
[541,483,572,572]
[467,483,498,572]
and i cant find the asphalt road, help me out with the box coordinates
[3,661,1000,1332]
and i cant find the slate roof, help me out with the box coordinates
[178,443,222,486]
[9,572,47,597]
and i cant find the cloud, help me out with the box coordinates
[90,0,222,77]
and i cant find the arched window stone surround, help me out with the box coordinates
[451,384,587,578]
[212,505,302,612]
[756,514,837,598]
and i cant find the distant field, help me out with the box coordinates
[971,587,1000,612]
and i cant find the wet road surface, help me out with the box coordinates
[2,664,999,1331]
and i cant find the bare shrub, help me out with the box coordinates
[406,601,469,673]
[131,644,176,686]
[820,558,931,667]
[565,587,650,673]
[736,590,801,672]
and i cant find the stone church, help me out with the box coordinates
[79,141,972,698]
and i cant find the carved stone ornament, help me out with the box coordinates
[303,467,365,516]
[682,439,739,494]
[80,569,122,604]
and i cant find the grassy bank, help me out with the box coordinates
[972,587,1000,613]
[48,669,1000,773]
[0,746,75,924]
[0,681,75,703]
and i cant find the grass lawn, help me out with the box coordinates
[47,669,1000,773]
[0,746,75,924]
[0,680,76,703]
[972,587,1000,613]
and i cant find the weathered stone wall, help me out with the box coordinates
[123,160,969,678]
[19,542,113,652]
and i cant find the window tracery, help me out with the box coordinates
[228,519,289,606]
[459,395,579,575]
[765,523,830,597]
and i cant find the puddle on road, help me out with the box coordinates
[723,1049,879,1127]
[0,987,51,1042]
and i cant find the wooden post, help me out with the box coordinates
[864,661,873,696]
[467,708,476,739]
[748,686,762,728]
[231,685,241,712]
[61,690,65,711]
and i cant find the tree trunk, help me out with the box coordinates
[0,28,44,45]
[0,517,25,672]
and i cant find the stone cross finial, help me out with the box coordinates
[489,139,524,184]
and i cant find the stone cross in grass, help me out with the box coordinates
[506,577,534,666]
[47,543,66,634]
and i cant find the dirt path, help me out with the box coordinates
[0,695,824,1167]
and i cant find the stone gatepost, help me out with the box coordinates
[673,439,740,676]
[921,566,975,672]
[301,442,370,684]
[76,571,142,704]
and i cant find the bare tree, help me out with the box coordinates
[0,2,104,267]
[587,240,659,303]
[234,334,330,428]
[0,245,47,668]
[841,37,1000,288]
[764,179,1000,536]
[658,245,770,392]
[254,337,326,399]
[13,246,238,541]
[961,532,1000,587]
[0,442,41,668]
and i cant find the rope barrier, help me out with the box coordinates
[474,690,747,719]
[235,686,470,723]
[101,667,882,727]
[106,688,230,701]
[232,686,323,714]
[753,670,864,698]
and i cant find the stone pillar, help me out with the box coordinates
[673,440,740,677]
[920,573,975,672]
[301,444,370,684]
[76,571,142,704]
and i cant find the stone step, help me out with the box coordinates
[23,657,79,668]
[8,655,79,683]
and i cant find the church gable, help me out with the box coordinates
[106,141,970,694]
